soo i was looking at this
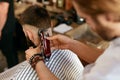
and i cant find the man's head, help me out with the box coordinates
[73,0,120,41]
[19,5,51,46]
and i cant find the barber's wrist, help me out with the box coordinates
[29,53,44,69]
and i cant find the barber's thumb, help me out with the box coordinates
[46,35,58,40]
[46,36,53,40]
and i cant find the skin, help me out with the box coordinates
[72,1,120,41]
[24,25,59,80]
[25,1,120,80]
[49,34,103,63]
[24,13,102,80]
[0,2,9,38]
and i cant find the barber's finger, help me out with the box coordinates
[47,34,60,40]
[46,36,56,40]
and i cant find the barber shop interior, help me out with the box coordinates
[0,0,113,80]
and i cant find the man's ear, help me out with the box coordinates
[97,14,120,27]
[97,14,114,27]
[26,30,34,42]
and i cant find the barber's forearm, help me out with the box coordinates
[0,2,9,31]
[69,40,103,63]
[0,14,7,30]
[35,61,59,80]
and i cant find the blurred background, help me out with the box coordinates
[0,0,109,72]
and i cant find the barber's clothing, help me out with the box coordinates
[0,0,15,33]
[0,0,18,68]
[0,50,84,80]
[82,37,120,80]
[1,38,120,80]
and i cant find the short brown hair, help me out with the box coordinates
[20,5,51,29]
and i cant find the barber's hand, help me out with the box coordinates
[47,34,74,50]
[25,45,41,61]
